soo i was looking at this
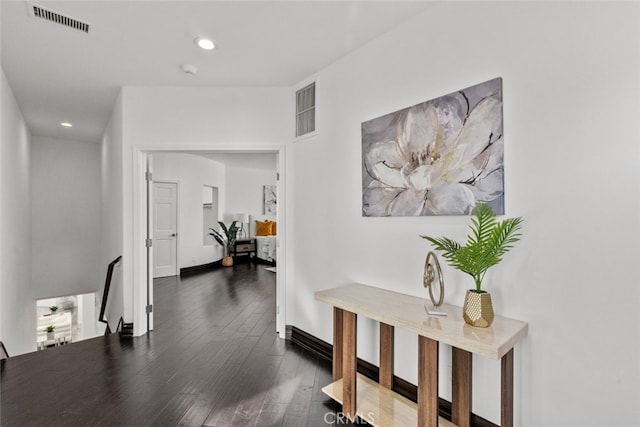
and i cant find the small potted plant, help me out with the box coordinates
[49,305,58,313]
[46,325,55,340]
[209,221,239,267]
[421,203,523,327]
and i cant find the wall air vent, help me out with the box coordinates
[295,82,316,138]
[28,3,91,34]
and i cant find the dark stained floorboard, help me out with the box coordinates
[0,263,366,426]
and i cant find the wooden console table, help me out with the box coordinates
[315,283,528,427]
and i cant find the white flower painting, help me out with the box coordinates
[362,78,504,216]
[264,185,277,215]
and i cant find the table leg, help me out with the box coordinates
[501,348,514,427]
[379,323,394,389]
[342,310,357,421]
[418,335,439,427]
[333,307,343,381]
[452,347,472,427]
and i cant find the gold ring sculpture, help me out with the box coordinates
[423,251,446,316]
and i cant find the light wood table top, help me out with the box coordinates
[316,283,528,359]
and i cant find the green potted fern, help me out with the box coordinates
[209,221,239,267]
[421,203,523,327]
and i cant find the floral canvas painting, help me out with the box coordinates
[263,185,277,215]
[362,78,504,216]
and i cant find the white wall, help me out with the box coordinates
[123,87,291,146]
[31,136,101,298]
[99,92,125,332]
[290,3,640,426]
[0,68,35,355]
[216,153,278,220]
[152,152,226,268]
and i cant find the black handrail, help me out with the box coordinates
[0,341,8,359]
[99,256,122,335]
[115,317,124,334]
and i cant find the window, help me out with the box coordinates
[295,82,316,138]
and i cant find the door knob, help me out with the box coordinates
[170,233,177,237]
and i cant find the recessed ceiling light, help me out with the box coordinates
[195,37,215,50]
[60,122,73,127]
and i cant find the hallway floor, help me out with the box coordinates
[1,264,354,426]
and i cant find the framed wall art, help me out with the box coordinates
[263,185,277,215]
[362,77,504,216]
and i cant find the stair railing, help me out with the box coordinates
[0,341,8,359]
[99,256,122,335]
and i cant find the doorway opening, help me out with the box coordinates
[132,146,286,339]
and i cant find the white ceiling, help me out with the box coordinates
[1,0,431,143]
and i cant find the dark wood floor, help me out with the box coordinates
[1,263,355,426]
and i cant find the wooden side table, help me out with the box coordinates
[316,283,528,427]
[232,239,256,262]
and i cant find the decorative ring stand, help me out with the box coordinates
[423,251,447,316]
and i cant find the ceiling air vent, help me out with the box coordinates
[28,3,91,34]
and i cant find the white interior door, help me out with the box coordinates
[153,182,178,278]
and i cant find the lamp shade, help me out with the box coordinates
[225,213,249,223]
